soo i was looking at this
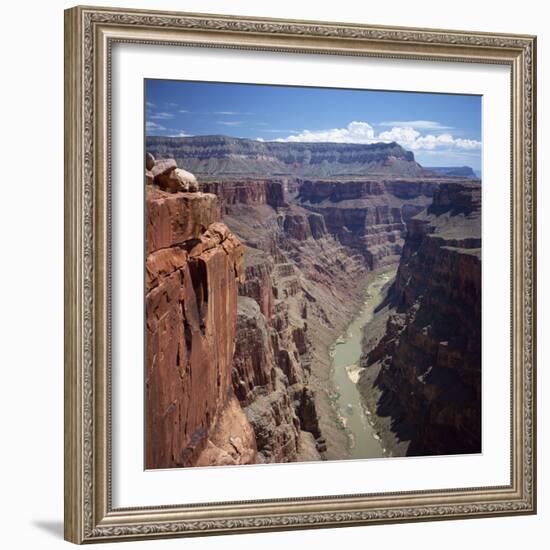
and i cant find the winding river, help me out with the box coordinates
[330,268,396,460]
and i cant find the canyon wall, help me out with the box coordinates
[201,178,288,210]
[145,159,257,469]
[218,181,373,462]
[359,181,482,456]
[146,135,432,178]
[297,178,441,269]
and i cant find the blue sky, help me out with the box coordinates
[145,79,482,170]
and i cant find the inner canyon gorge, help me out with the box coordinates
[144,136,482,469]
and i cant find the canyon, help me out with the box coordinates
[145,136,482,468]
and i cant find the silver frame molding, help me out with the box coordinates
[64,5,537,544]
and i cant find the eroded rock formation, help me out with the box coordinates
[145,154,256,469]
[212,181,378,462]
[359,181,482,456]
[297,178,441,269]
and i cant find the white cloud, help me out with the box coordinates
[146,121,165,131]
[378,126,480,151]
[276,121,376,143]
[217,120,244,126]
[167,131,193,137]
[274,120,480,153]
[379,120,453,130]
[179,109,189,113]
[145,101,155,109]
[149,112,174,120]
[378,126,421,148]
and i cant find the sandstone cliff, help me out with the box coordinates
[358,181,481,456]
[145,157,257,469]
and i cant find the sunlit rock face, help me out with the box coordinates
[145,178,256,469]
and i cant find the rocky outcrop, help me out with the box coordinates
[359,181,481,456]
[232,297,319,463]
[201,179,287,210]
[145,155,256,469]
[231,251,326,463]
[146,135,430,177]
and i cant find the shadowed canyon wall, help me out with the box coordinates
[296,178,440,269]
[359,181,482,456]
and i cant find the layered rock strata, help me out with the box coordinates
[146,135,431,178]
[359,182,482,456]
[145,154,256,469]
[297,178,443,269]
[215,184,376,461]
[201,179,287,210]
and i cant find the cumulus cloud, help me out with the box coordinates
[378,126,480,151]
[276,121,376,143]
[274,120,480,153]
[167,131,193,137]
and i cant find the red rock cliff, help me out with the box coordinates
[145,158,257,469]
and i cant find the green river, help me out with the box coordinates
[330,268,396,460]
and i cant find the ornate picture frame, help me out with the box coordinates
[64,5,536,544]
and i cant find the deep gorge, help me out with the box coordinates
[145,137,482,468]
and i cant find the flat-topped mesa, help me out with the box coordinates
[145,155,256,469]
[146,135,431,178]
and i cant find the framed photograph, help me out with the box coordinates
[64,5,537,544]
